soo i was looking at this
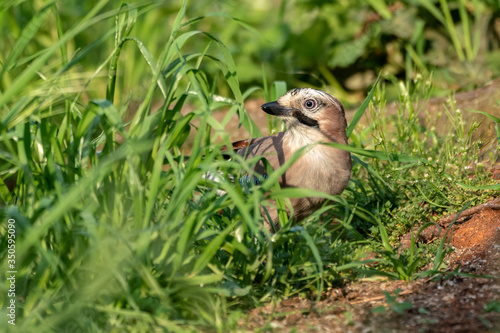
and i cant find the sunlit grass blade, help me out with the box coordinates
[0,2,54,80]
[346,72,380,138]
[0,0,111,110]
[456,182,500,190]
[432,202,471,271]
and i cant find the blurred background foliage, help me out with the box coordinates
[1,0,499,108]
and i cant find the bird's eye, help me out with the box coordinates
[304,99,316,109]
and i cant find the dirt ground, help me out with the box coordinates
[233,80,500,332]
[238,200,499,332]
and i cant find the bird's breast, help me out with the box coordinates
[283,137,351,195]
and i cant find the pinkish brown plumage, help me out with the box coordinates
[232,88,352,231]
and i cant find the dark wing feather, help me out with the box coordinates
[221,138,255,152]
[220,138,256,159]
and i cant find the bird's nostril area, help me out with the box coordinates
[261,101,277,110]
[261,101,282,115]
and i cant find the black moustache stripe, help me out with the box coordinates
[292,111,319,128]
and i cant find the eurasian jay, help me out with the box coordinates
[224,88,352,231]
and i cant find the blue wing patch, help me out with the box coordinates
[238,174,268,186]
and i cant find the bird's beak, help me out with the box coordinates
[261,101,292,116]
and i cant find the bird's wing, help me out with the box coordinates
[235,132,286,177]
[206,133,286,188]
[220,138,256,159]
[221,138,256,152]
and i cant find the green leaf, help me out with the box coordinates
[347,72,381,138]
[270,81,287,101]
[0,2,54,79]
[456,182,500,190]
[372,305,387,314]
[192,221,238,275]
[325,141,429,164]
[367,0,392,20]
[468,109,500,143]
[0,0,111,111]
[468,109,500,123]
[433,202,471,270]
[300,228,324,300]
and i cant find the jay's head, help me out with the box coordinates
[261,88,347,142]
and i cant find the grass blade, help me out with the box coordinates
[346,72,381,138]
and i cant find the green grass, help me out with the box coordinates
[0,1,499,332]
